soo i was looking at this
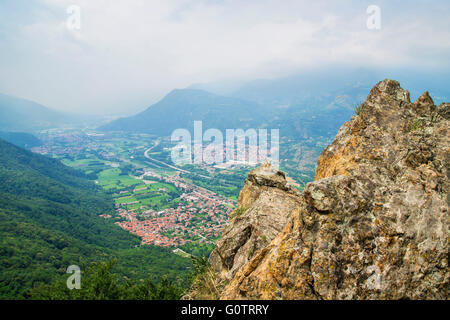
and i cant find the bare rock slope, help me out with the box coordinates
[206,79,449,300]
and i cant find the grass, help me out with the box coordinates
[230,206,248,219]
[354,102,363,116]
[410,119,424,132]
[57,138,183,213]
[147,182,177,193]
[61,157,106,168]
[105,174,181,211]
[188,256,220,300]
[115,195,138,204]
[97,168,143,189]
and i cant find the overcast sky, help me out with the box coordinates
[0,0,449,115]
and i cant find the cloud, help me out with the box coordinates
[0,0,449,114]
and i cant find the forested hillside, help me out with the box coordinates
[99,89,269,135]
[0,139,191,299]
[0,131,42,149]
[0,93,65,132]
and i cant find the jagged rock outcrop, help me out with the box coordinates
[209,163,300,284]
[205,79,449,300]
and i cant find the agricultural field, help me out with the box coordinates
[36,131,240,248]
[60,156,182,215]
[97,168,143,189]
[112,180,181,213]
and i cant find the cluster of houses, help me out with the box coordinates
[113,170,235,247]
[202,144,279,168]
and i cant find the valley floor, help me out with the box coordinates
[32,128,320,257]
[33,130,239,253]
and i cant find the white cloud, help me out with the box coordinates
[0,0,449,114]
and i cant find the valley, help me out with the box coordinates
[32,128,326,255]
[32,130,241,252]
[0,79,349,299]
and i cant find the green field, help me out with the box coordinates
[97,168,144,190]
[59,149,182,214]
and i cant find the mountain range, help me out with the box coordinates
[99,82,361,140]
[100,68,450,140]
[2,68,449,141]
[0,131,42,149]
[99,89,269,135]
[0,93,112,133]
[0,93,67,132]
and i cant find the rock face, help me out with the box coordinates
[209,162,300,283]
[208,80,449,300]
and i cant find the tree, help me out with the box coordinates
[30,260,185,300]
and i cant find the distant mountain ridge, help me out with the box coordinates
[187,69,450,139]
[99,89,269,135]
[0,93,108,133]
[0,131,42,149]
[0,138,136,298]
[98,81,364,140]
[0,93,67,132]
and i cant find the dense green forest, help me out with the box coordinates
[0,131,42,149]
[0,139,191,299]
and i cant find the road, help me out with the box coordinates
[144,142,211,179]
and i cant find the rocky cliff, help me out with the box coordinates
[190,79,449,300]
[209,163,300,283]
